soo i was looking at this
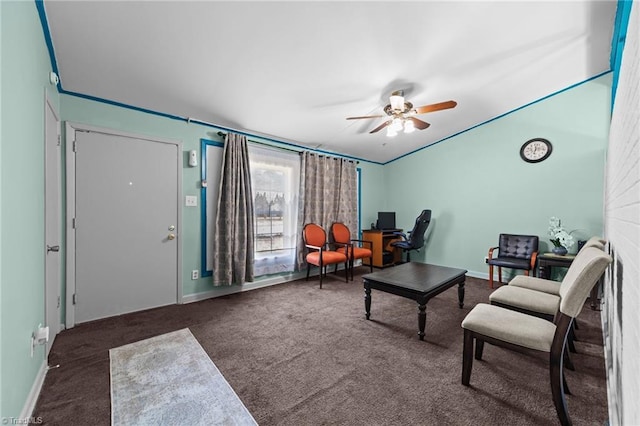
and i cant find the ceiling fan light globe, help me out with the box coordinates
[404,120,415,133]
[390,95,405,112]
[391,118,404,132]
[386,127,397,137]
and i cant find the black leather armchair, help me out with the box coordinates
[391,209,431,263]
[487,234,539,288]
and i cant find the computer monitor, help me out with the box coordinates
[377,212,396,230]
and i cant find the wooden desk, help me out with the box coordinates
[537,252,600,310]
[361,229,402,268]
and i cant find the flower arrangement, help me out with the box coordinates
[548,217,575,249]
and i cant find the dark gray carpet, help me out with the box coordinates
[34,269,608,425]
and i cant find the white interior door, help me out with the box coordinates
[44,96,61,356]
[70,127,180,324]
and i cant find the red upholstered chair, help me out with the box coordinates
[303,223,348,288]
[330,222,373,280]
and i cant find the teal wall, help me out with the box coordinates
[358,162,385,233]
[384,74,611,279]
[0,0,60,418]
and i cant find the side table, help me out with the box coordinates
[537,252,600,310]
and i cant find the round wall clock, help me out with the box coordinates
[520,138,552,163]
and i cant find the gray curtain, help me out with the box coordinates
[212,133,255,285]
[296,151,358,270]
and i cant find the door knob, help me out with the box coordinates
[168,233,176,240]
[47,245,60,253]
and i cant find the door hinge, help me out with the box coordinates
[57,296,61,308]
[72,218,76,229]
[73,141,77,152]
[72,294,77,305]
[57,134,61,146]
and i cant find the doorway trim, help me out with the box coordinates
[65,122,183,328]
[44,92,61,355]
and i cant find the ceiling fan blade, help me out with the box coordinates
[409,117,431,130]
[414,100,457,115]
[369,120,392,134]
[346,114,385,120]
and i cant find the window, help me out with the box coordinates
[248,144,300,276]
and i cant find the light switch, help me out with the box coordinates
[185,195,198,207]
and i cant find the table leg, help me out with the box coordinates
[364,284,371,320]
[458,281,465,308]
[538,264,551,279]
[418,304,426,341]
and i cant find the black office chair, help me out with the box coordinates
[391,209,432,263]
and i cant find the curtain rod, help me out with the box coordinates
[217,131,358,164]
[217,131,299,154]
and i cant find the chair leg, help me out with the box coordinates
[319,265,323,289]
[462,329,474,386]
[306,264,310,281]
[475,339,485,360]
[563,371,572,395]
[498,267,502,286]
[489,265,494,289]
[550,316,573,426]
[564,350,575,371]
[351,258,355,281]
[550,351,572,426]
[345,261,349,282]
[567,322,577,352]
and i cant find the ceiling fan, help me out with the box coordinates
[346,90,457,137]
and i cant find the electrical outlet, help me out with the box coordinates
[185,195,198,207]
[191,270,199,280]
[484,256,489,264]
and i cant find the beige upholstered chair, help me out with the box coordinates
[584,236,606,246]
[507,238,605,296]
[461,247,612,426]
[489,239,605,311]
[488,241,607,362]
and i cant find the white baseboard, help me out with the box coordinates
[182,271,308,304]
[19,360,47,421]
[183,268,498,304]
[466,269,522,285]
[466,270,493,281]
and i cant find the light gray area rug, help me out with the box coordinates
[110,328,257,426]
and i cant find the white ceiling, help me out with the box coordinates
[43,1,617,164]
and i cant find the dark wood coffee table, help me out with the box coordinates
[362,262,467,340]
